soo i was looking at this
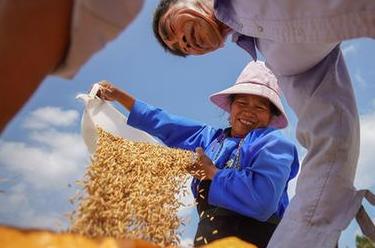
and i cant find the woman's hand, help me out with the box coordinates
[93,80,135,111]
[97,80,121,102]
[188,147,218,180]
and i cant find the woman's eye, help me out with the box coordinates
[256,106,267,111]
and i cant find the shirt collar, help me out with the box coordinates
[213,0,257,60]
[232,33,258,61]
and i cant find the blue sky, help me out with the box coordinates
[1,1,374,247]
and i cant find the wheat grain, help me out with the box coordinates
[70,128,194,247]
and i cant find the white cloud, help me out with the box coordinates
[0,130,88,189]
[0,106,88,230]
[0,183,67,230]
[0,106,88,190]
[354,109,375,189]
[23,107,79,130]
[0,184,29,211]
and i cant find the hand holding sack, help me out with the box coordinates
[76,82,159,154]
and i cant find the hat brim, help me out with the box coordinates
[209,83,288,129]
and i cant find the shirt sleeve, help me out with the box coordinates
[127,100,219,150]
[54,0,144,78]
[208,134,297,221]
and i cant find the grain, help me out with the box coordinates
[195,236,203,242]
[69,128,194,247]
[200,211,205,218]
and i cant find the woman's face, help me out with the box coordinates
[230,94,273,138]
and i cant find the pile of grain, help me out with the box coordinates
[70,128,194,247]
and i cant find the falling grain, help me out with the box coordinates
[196,236,203,242]
[69,128,194,247]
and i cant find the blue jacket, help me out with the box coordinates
[128,100,299,221]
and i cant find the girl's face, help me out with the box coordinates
[230,94,273,138]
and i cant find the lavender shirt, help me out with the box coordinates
[214,0,375,75]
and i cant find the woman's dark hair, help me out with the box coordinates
[152,0,187,57]
[228,94,281,116]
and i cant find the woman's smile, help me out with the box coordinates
[238,118,256,127]
[230,94,273,137]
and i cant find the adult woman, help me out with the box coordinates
[97,61,299,247]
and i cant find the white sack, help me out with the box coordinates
[76,83,159,154]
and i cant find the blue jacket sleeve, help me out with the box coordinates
[127,100,220,150]
[208,134,297,221]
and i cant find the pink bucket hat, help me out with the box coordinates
[209,61,288,129]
